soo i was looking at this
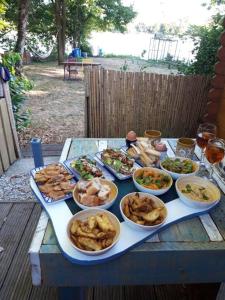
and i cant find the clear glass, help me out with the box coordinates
[196,123,217,175]
[205,138,225,182]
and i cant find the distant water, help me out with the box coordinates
[89,31,195,62]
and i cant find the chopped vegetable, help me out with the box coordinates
[162,158,194,174]
[135,170,171,190]
[71,156,103,180]
[101,149,134,175]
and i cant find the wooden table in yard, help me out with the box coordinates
[29,138,225,300]
[62,62,101,80]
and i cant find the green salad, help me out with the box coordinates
[161,158,194,174]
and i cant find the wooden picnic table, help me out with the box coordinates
[29,138,225,300]
[62,61,101,80]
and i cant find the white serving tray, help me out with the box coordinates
[30,177,219,265]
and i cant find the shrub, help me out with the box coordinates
[2,52,33,130]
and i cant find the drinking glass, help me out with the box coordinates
[205,138,225,181]
[196,123,217,168]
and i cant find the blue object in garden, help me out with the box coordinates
[31,138,44,168]
[71,48,81,58]
[82,52,87,58]
[0,66,10,82]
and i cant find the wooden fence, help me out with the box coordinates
[85,69,211,138]
[0,80,20,175]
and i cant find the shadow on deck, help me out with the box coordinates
[0,201,220,300]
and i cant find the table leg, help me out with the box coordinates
[58,287,85,300]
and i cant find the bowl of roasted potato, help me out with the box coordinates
[133,167,173,195]
[67,208,120,255]
[73,178,118,210]
[120,192,167,230]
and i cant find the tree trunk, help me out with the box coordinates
[55,0,66,65]
[15,0,30,74]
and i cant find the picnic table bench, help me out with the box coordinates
[62,61,101,80]
[29,138,225,300]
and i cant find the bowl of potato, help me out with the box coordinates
[67,208,120,255]
[120,192,167,230]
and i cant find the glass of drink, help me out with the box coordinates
[196,123,217,167]
[205,138,225,181]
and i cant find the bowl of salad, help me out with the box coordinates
[133,167,173,195]
[160,157,199,180]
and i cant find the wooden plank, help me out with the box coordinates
[40,241,225,286]
[0,204,41,300]
[199,214,223,241]
[94,286,124,300]
[0,203,34,288]
[0,154,3,175]
[0,203,12,230]
[2,82,21,158]
[59,138,72,163]
[154,283,219,300]
[0,100,17,164]
[29,286,58,300]
[29,210,49,286]
[217,283,225,300]
[0,104,10,170]
[43,221,57,245]
[124,285,155,300]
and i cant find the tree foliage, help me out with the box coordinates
[178,13,224,75]
[2,0,136,58]
[0,0,10,30]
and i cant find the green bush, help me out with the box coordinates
[2,52,33,130]
[177,13,224,76]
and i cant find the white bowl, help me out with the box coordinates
[160,157,199,180]
[133,167,173,195]
[120,192,167,230]
[175,176,221,208]
[67,208,120,256]
[73,178,118,210]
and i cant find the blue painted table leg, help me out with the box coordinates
[58,287,85,300]
[31,138,44,168]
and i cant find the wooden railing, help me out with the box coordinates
[0,81,20,175]
[85,69,211,138]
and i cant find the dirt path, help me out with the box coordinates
[19,62,85,146]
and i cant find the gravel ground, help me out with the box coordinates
[0,173,34,202]
[0,157,59,202]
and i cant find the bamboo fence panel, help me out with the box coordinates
[85,69,211,138]
[0,80,20,175]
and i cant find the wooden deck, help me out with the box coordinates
[0,201,221,299]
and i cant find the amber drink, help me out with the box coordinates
[205,145,225,164]
[196,132,216,149]
[205,138,225,182]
